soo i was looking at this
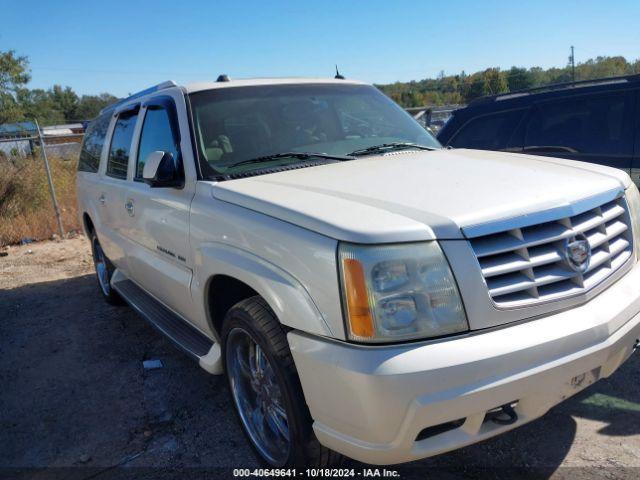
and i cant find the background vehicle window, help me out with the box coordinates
[106,110,138,179]
[78,114,110,173]
[525,93,633,155]
[449,109,525,150]
[136,107,180,179]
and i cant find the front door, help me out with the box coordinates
[120,90,196,322]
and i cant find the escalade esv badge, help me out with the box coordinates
[564,234,591,273]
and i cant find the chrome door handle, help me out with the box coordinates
[125,199,135,216]
[99,194,106,205]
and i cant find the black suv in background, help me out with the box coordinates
[437,75,640,186]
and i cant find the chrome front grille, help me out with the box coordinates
[467,195,633,308]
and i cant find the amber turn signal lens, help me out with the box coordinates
[343,258,375,338]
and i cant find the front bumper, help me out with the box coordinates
[288,261,640,465]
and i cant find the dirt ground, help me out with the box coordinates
[0,236,92,289]
[1,237,639,479]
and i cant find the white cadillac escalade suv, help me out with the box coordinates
[77,77,640,467]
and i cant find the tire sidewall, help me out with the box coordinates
[222,305,311,468]
[89,232,121,305]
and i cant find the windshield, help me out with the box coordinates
[189,83,441,179]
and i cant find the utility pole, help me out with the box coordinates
[569,46,576,83]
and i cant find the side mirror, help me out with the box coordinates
[142,151,183,188]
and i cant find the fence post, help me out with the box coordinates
[35,119,65,239]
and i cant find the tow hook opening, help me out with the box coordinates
[484,401,519,426]
[633,338,639,352]
[415,418,466,442]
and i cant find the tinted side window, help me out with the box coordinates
[449,109,525,150]
[107,110,138,179]
[78,114,110,172]
[525,93,633,155]
[136,107,180,179]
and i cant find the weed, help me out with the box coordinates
[0,153,80,246]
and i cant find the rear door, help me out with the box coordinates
[522,90,635,175]
[97,105,140,275]
[77,112,110,243]
[119,90,196,321]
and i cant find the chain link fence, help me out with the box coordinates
[0,133,83,246]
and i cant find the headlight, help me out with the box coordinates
[625,184,640,262]
[338,242,468,343]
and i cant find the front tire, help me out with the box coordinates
[222,296,342,468]
[89,232,123,305]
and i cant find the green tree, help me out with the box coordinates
[75,93,119,120]
[15,88,65,125]
[460,73,485,102]
[0,50,31,124]
[400,90,426,107]
[50,85,79,121]
[482,68,508,95]
[377,56,639,108]
[0,50,30,93]
[527,66,548,87]
[575,56,629,80]
[506,67,534,91]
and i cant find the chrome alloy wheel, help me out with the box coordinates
[92,237,111,297]
[226,327,290,465]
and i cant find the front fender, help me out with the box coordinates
[194,242,334,337]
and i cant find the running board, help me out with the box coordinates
[112,276,215,361]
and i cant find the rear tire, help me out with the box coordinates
[222,296,342,468]
[89,232,123,305]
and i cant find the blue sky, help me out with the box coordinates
[1,0,638,97]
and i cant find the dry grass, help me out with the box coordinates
[0,152,81,246]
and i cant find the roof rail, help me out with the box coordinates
[468,74,640,107]
[99,80,178,115]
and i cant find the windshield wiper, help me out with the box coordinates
[227,152,355,169]
[348,142,438,156]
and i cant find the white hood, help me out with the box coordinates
[212,148,630,243]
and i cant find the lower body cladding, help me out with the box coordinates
[288,261,640,465]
